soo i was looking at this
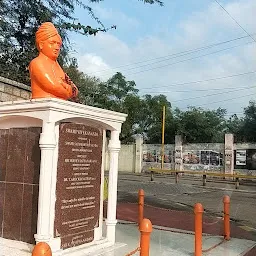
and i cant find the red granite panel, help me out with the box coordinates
[3,183,23,240]
[6,128,27,183]
[24,127,41,184]
[20,184,39,244]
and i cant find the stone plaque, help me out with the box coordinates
[55,123,103,249]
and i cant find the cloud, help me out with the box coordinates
[93,5,140,29]
[72,0,256,115]
[77,53,110,78]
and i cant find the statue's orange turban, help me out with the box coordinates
[35,22,62,49]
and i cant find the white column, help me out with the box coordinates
[225,134,234,175]
[34,121,56,243]
[94,130,106,240]
[106,130,121,244]
[175,135,183,171]
[135,135,143,173]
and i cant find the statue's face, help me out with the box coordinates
[39,34,62,60]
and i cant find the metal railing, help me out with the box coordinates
[194,195,231,256]
[150,168,256,189]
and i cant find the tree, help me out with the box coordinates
[102,72,142,143]
[139,94,175,144]
[239,101,256,142]
[225,114,244,142]
[103,72,138,111]
[175,107,227,143]
[91,0,163,5]
[73,71,144,143]
[63,59,107,106]
[0,0,163,83]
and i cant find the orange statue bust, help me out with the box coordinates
[29,22,78,100]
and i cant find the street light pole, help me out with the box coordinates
[161,105,166,169]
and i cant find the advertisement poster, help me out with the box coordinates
[235,150,246,166]
[183,150,223,166]
[143,149,175,164]
[183,151,200,164]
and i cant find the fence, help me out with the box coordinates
[150,168,256,189]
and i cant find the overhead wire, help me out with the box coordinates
[185,93,255,107]
[167,2,256,109]
[214,0,256,43]
[119,41,254,77]
[140,70,256,90]
[143,85,253,93]
[171,85,256,103]
[86,33,255,76]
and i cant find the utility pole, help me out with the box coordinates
[161,105,166,169]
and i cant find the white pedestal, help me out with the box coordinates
[0,98,127,255]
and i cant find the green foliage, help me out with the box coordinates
[99,72,141,143]
[0,0,72,83]
[225,114,244,142]
[62,23,117,36]
[139,94,175,144]
[174,107,227,143]
[139,0,164,5]
[0,0,50,83]
[238,101,256,142]
[90,0,164,5]
[63,59,105,106]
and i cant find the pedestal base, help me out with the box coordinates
[0,99,127,255]
[0,237,126,256]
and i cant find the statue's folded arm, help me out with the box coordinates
[29,60,72,99]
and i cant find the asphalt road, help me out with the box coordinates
[116,173,256,232]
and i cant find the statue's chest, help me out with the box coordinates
[51,63,65,80]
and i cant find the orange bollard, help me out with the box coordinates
[194,203,203,256]
[32,242,52,256]
[223,195,231,240]
[138,189,145,227]
[140,218,152,256]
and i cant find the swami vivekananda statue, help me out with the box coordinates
[29,22,78,100]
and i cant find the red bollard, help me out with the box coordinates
[194,203,203,256]
[140,218,152,256]
[223,195,231,240]
[32,242,52,256]
[138,189,145,227]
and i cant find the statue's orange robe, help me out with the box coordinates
[29,54,73,100]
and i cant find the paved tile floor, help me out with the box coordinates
[102,222,256,256]
[1,222,255,256]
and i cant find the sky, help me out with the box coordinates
[68,0,256,116]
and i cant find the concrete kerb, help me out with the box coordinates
[115,219,213,237]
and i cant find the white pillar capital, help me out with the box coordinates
[39,121,56,149]
[108,130,121,151]
[108,140,121,151]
